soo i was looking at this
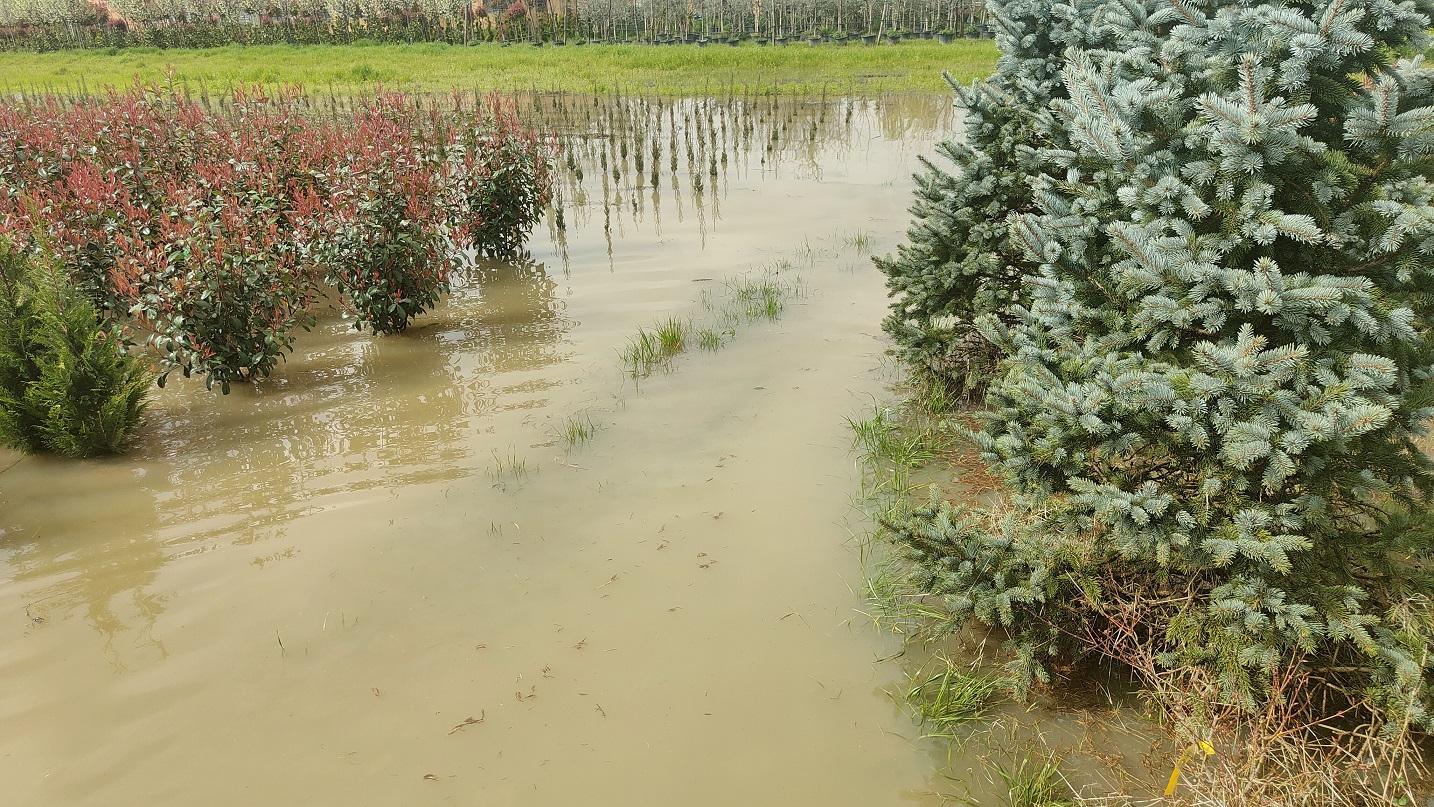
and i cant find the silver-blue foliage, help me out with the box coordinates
[885,0,1434,727]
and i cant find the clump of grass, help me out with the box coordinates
[696,327,727,351]
[847,406,897,457]
[622,317,689,377]
[915,370,958,417]
[715,307,744,333]
[795,236,822,264]
[619,258,805,378]
[557,414,601,447]
[699,287,718,312]
[906,659,1006,741]
[844,229,873,255]
[621,328,663,377]
[845,405,937,492]
[859,560,951,636]
[655,316,687,354]
[728,270,803,322]
[996,753,1074,807]
[487,447,530,483]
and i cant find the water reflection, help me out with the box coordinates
[0,253,573,641]
[446,258,571,374]
[0,459,168,670]
[539,93,954,246]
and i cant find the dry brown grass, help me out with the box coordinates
[1070,571,1427,807]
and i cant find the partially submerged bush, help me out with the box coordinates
[883,0,1434,799]
[445,100,555,258]
[119,199,317,392]
[0,240,48,451]
[324,100,456,335]
[0,241,149,457]
[0,85,554,390]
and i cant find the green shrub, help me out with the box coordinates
[447,104,554,258]
[0,242,48,452]
[0,242,150,457]
[328,224,450,335]
[134,208,318,393]
[3,87,553,392]
[324,104,455,335]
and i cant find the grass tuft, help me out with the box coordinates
[557,414,601,447]
[620,259,808,377]
[621,328,663,377]
[859,560,953,635]
[487,447,530,483]
[696,327,727,351]
[996,753,1074,807]
[655,317,687,354]
[905,659,1006,741]
[728,270,804,321]
[844,229,873,255]
[622,318,690,377]
[845,404,937,493]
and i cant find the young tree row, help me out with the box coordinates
[0,0,988,49]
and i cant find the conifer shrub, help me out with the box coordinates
[0,240,149,457]
[882,0,1434,797]
[877,0,1109,394]
[0,239,47,452]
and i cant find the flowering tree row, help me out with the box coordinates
[0,85,553,392]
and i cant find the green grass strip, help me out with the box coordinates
[0,40,998,96]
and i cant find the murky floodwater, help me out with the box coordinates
[0,94,1025,806]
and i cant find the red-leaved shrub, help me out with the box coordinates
[0,84,553,391]
[444,97,554,258]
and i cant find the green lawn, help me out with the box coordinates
[0,40,997,96]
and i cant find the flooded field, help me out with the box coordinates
[0,93,1148,806]
[0,93,964,806]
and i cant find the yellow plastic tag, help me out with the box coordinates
[1163,740,1216,796]
[1163,764,1184,797]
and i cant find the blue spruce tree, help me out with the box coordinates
[878,0,1115,392]
[886,0,1434,754]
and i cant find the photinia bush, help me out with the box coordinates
[322,98,456,334]
[445,97,555,258]
[0,84,554,391]
[116,193,318,393]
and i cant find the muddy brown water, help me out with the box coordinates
[0,95,1138,805]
